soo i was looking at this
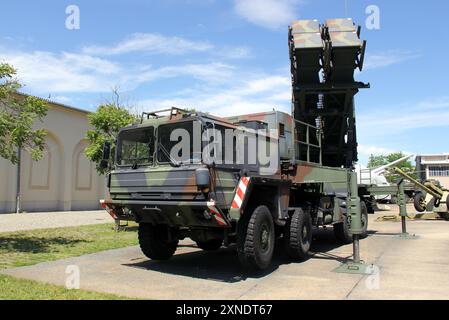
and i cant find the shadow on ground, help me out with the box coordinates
[0,236,87,254]
[123,227,356,283]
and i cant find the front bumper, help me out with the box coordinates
[100,199,230,228]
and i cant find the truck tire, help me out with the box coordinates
[414,193,426,212]
[138,223,178,261]
[196,239,223,251]
[237,205,275,271]
[334,201,369,244]
[284,208,312,260]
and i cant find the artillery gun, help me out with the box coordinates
[391,167,449,220]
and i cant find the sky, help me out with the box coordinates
[1,0,448,165]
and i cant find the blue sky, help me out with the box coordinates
[1,0,448,165]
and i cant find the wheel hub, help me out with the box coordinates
[302,225,309,242]
[260,225,270,251]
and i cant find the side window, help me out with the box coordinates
[157,121,194,163]
[279,123,285,137]
[118,127,154,165]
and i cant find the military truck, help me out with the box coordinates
[100,18,371,270]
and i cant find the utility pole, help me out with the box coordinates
[15,146,21,214]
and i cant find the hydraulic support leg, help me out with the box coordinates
[397,180,417,240]
[334,171,374,274]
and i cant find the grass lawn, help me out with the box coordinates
[0,274,130,300]
[0,223,138,300]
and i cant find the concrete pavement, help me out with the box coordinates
[3,210,449,300]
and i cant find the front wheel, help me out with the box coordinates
[284,208,312,260]
[237,205,275,271]
[334,201,369,244]
[138,223,178,261]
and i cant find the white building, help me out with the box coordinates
[416,154,449,189]
[0,95,104,213]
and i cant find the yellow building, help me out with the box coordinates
[0,94,104,213]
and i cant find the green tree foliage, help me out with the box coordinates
[368,152,417,182]
[0,63,48,164]
[85,103,136,174]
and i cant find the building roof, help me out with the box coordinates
[417,154,449,165]
[15,92,91,115]
[419,153,449,157]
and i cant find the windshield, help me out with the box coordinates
[117,127,155,166]
[157,121,201,164]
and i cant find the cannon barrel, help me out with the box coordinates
[390,167,442,199]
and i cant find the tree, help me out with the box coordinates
[367,152,417,183]
[367,154,386,169]
[85,102,136,175]
[0,63,48,213]
[0,63,48,163]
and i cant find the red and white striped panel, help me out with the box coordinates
[231,177,251,209]
[99,199,118,220]
[207,203,227,226]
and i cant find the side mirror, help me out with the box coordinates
[100,141,111,170]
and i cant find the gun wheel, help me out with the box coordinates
[414,193,427,213]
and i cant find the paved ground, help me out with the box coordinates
[0,210,112,233]
[2,205,449,300]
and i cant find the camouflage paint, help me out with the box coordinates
[102,18,369,234]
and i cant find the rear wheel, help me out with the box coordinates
[138,223,178,260]
[414,193,426,212]
[237,205,275,271]
[284,208,312,260]
[196,239,223,251]
[334,201,369,244]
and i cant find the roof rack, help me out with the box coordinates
[140,107,192,123]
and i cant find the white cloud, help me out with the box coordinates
[217,46,252,59]
[1,29,254,95]
[234,0,301,29]
[82,33,213,56]
[364,50,421,70]
[1,47,237,93]
[358,145,397,157]
[51,95,72,104]
[1,34,282,102]
[130,62,236,84]
[82,33,252,60]
[2,50,121,92]
[359,96,449,136]
[137,74,291,116]
[357,145,415,166]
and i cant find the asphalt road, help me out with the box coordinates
[3,206,449,300]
